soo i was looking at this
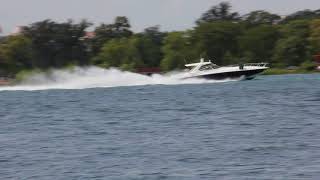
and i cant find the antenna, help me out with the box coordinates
[200,53,206,63]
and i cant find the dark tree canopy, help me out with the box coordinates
[1,2,320,75]
[142,25,166,45]
[243,10,281,25]
[193,21,243,65]
[196,2,240,24]
[282,9,320,23]
[238,25,279,62]
[22,19,92,68]
[113,16,131,32]
[135,26,166,67]
[92,16,133,54]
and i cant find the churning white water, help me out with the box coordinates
[0,66,234,91]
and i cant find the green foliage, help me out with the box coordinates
[262,68,303,75]
[238,25,279,62]
[22,19,92,68]
[263,62,318,75]
[193,21,243,65]
[135,26,166,67]
[272,20,311,67]
[92,16,133,54]
[14,68,43,82]
[309,19,320,53]
[300,61,318,71]
[279,20,310,37]
[222,51,238,64]
[196,2,240,24]
[2,3,320,77]
[273,36,310,67]
[282,9,320,23]
[239,51,255,63]
[0,35,33,73]
[243,11,281,25]
[160,32,194,71]
[91,37,143,70]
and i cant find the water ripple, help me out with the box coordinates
[0,74,320,179]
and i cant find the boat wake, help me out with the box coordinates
[0,66,236,91]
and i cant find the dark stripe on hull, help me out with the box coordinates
[196,69,266,80]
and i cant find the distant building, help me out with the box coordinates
[314,54,320,70]
[136,67,162,76]
[79,31,96,41]
[10,26,25,36]
[84,32,96,39]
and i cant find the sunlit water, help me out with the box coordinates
[0,70,320,179]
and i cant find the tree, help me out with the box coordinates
[161,32,186,70]
[193,21,243,65]
[273,36,311,67]
[243,10,281,25]
[134,36,162,67]
[196,2,240,24]
[91,37,143,70]
[113,16,132,36]
[135,26,166,67]
[309,19,320,53]
[272,20,311,66]
[92,16,133,54]
[238,25,279,62]
[279,20,310,37]
[142,26,166,45]
[222,51,239,64]
[161,32,195,71]
[0,35,33,73]
[22,19,92,68]
[282,9,320,23]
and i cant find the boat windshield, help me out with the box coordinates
[199,64,219,71]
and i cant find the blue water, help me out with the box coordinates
[1,74,320,179]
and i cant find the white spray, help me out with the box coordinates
[0,66,234,91]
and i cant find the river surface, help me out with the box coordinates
[0,73,320,179]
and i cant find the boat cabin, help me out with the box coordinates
[199,63,220,71]
[185,58,219,72]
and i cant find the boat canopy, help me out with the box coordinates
[185,58,215,67]
[185,62,212,67]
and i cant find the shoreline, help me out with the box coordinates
[0,68,319,87]
[262,68,320,75]
[0,78,13,86]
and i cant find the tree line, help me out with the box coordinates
[1,2,320,76]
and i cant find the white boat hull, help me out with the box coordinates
[184,59,269,80]
[186,68,266,80]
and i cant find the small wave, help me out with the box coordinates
[0,66,236,91]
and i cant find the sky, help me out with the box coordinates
[1,0,320,34]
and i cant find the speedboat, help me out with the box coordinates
[182,58,269,80]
